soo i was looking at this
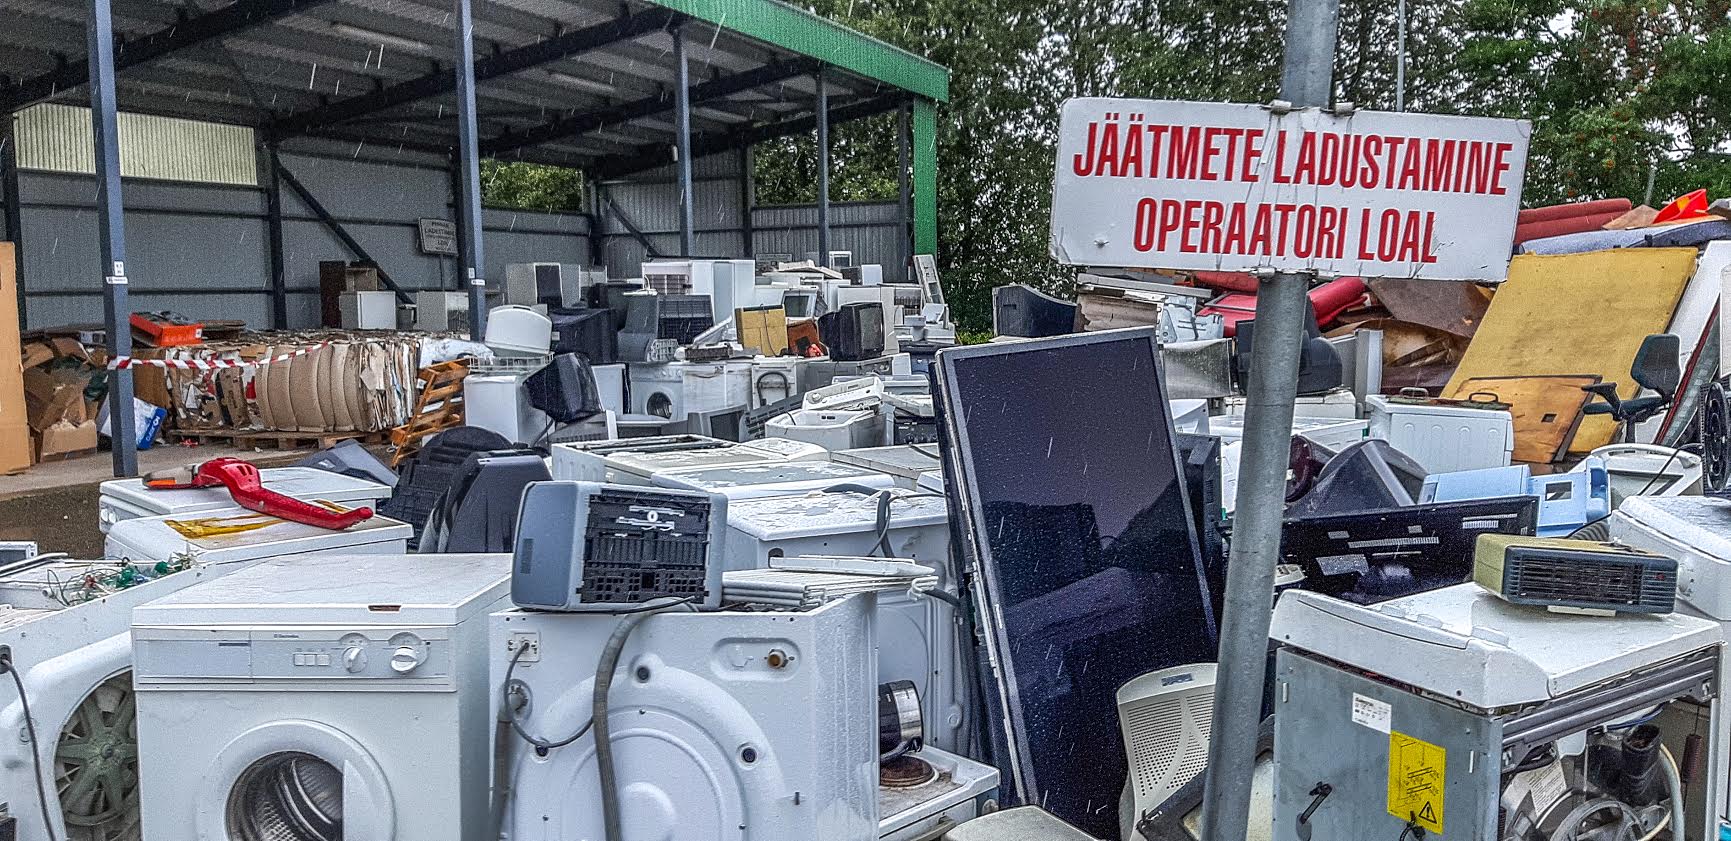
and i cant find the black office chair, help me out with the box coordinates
[1582,334,1681,443]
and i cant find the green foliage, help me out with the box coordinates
[481,0,1731,330]
[480,160,585,212]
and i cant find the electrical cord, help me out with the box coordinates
[595,597,692,841]
[1,653,60,841]
[501,597,700,754]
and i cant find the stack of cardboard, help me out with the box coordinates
[20,338,100,462]
[142,333,420,435]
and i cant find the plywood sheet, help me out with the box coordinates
[1445,248,1697,452]
[1453,375,1598,463]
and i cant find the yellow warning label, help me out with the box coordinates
[1387,731,1446,835]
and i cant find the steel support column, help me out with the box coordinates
[87,0,138,477]
[453,0,488,341]
[738,145,755,259]
[672,25,696,256]
[815,70,832,268]
[911,98,937,257]
[1197,0,1339,837]
[2,113,25,330]
[897,103,912,281]
[264,143,288,329]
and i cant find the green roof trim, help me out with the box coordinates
[646,0,949,102]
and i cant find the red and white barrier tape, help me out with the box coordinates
[107,341,332,371]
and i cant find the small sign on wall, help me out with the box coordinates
[417,218,459,256]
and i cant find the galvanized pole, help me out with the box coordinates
[1396,0,1407,111]
[88,0,138,477]
[814,69,831,268]
[1197,0,1338,837]
[453,0,488,340]
[673,25,696,257]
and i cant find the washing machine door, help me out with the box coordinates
[202,720,394,841]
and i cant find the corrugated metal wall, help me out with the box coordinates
[598,152,910,281]
[15,104,259,186]
[8,151,592,329]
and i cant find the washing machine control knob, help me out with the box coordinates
[343,646,368,673]
[390,646,422,674]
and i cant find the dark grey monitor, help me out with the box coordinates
[935,327,1216,837]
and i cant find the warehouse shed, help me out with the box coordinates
[0,0,948,474]
[0,0,946,327]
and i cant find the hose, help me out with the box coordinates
[1633,744,1683,841]
[595,598,690,841]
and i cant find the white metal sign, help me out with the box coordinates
[1050,98,1530,280]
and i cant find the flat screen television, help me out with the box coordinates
[935,327,1217,837]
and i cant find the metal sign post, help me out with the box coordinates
[1043,7,1529,838]
[453,0,488,341]
[1198,0,1338,837]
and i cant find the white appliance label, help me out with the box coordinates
[1351,693,1392,733]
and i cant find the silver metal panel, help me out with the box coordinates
[1273,649,1500,841]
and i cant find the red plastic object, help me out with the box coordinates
[143,457,374,530]
[1190,271,1258,294]
[1201,277,1368,337]
[1654,189,1709,224]
[130,313,203,347]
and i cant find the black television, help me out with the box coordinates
[548,307,618,365]
[934,327,1216,837]
[818,301,886,362]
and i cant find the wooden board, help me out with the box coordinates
[1452,375,1599,463]
[1444,248,1697,453]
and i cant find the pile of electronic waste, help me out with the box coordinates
[14,244,1731,841]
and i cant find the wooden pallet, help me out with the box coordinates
[168,429,386,451]
[389,361,469,466]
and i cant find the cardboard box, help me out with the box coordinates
[24,366,92,431]
[736,305,791,356]
[34,419,98,461]
[0,243,30,474]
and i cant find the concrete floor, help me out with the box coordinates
[0,443,310,558]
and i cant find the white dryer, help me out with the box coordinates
[132,553,510,841]
[0,560,232,841]
[493,595,879,841]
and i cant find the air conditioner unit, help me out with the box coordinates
[1117,663,1218,828]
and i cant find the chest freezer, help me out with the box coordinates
[104,506,412,563]
[99,467,391,533]
[652,461,897,501]
[551,434,829,484]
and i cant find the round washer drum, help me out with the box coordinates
[201,720,394,841]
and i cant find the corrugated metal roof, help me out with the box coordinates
[15,103,259,185]
[0,0,945,172]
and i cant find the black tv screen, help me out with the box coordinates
[936,328,1217,837]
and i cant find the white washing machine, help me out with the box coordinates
[132,553,510,841]
[103,507,411,563]
[628,360,749,420]
[0,560,234,841]
[749,357,807,409]
[492,595,879,841]
[97,467,390,534]
[721,491,964,752]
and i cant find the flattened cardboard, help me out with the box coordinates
[0,243,31,473]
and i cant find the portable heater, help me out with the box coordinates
[1473,533,1677,615]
